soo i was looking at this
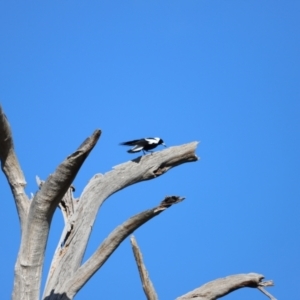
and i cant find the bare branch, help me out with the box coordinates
[176,273,275,300]
[258,280,276,300]
[13,130,101,300]
[44,142,198,298]
[36,175,43,188]
[60,196,185,299]
[43,185,78,292]
[154,195,185,212]
[130,235,158,300]
[0,104,29,228]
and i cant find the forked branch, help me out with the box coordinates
[61,196,185,299]
[257,280,276,300]
[44,142,198,298]
[13,130,101,300]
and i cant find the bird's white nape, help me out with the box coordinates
[145,137,160,144]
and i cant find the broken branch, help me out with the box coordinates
[130,235,158,300]
[176,273,275,300]
[258,280,276,300]
[61,196,186,299]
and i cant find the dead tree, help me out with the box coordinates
[0,104,275,300]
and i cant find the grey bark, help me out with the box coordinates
[129,196,185,300]
[130,235,158,300]
[0,105,29,229]
[1,103,276,300]
[0,104,101,300]
[63,196,184,299]
[176,273,275,300]
[14,130,100,300]
[43,142,198,298]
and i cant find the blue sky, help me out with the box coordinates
[0,1,299,299]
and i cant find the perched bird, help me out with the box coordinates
[120,137,166,154]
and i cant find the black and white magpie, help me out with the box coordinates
[120,137,166,154]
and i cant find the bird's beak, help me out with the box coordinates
[162,143,167,147]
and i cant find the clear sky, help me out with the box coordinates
[0,1,299,299]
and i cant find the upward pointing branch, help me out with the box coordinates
[13,129,101,300]
[0,104,29,228]
[130,235,158,300]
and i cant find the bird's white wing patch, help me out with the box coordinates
[131,146,144,152]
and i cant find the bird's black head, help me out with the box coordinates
[158,138,167,147]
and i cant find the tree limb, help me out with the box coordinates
[176,273,275,300]
[60,196,185,299]
[43,185,78,292]
[44,143,198,298]
[130,235,158,300]
[257,280,276,300]
[0,104,29,228]
[13,130,101,300]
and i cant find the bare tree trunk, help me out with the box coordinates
[11,127,101,300]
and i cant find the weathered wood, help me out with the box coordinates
[0,104,29,228]
[130,235,158,300]
[257,283,276,300]
[43,142,198,298]
[2,105,277,300]
[176,273,275,300]
[12,130,101,300]
[60,197,184,299]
